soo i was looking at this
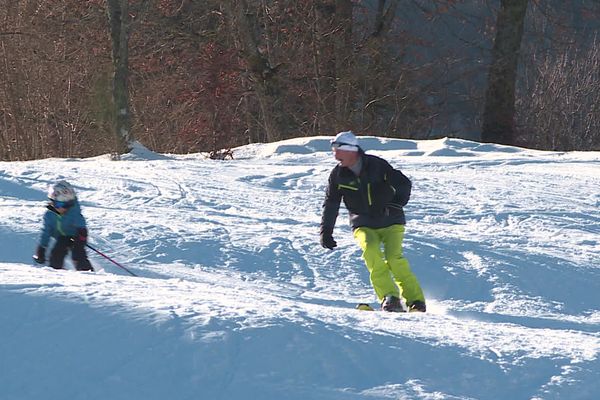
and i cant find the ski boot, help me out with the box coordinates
[381,295,404,312]
[407,300,426,313]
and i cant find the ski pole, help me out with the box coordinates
[85,243,138,277]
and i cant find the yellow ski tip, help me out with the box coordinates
[356,303,375,311]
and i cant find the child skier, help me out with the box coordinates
[33,181,94,271]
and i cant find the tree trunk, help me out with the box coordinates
[107,0,133,153]
[481,0,528,145]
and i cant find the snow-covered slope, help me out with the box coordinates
[1,137,599,400]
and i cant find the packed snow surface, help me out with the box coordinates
[1,136,599,399]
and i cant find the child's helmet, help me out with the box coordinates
[48,181,76,202]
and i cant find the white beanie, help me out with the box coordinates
[331,131,359,152]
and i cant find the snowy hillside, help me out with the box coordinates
[1,136,599,400]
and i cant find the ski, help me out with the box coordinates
[356,303,376,311]
[356,303,416,313]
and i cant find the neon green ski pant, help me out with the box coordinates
[353,224,425,304]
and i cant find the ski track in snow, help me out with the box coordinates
[1,137,600,399]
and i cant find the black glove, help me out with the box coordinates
[33,245,46,264]
[76,227,88,244]
[320,227,337,250]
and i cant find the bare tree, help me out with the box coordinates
[6,0,599,159]
[333,0,353,130]
[514,0,600,151]
[481,0,529,145]
[517,40,600,150]
[224,0,285,143]
[0,1,113,160]
[106,0,134,153]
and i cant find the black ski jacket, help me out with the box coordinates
[321,152,412,231]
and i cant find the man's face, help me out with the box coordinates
[333,148,359,168]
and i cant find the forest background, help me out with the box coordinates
[1,0,599,161]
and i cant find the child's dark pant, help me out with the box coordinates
[49,236,93,271]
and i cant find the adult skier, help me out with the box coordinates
[320,131,425,312]
[33,181,94,271]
